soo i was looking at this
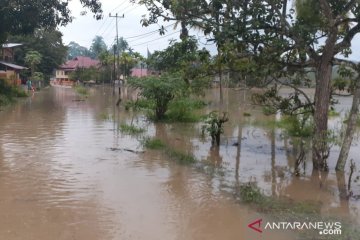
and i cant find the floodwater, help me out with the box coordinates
[0,86,358,240]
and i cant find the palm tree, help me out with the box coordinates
[25,50,42,76]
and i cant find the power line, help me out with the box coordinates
[100,17,115,36]
[123,4,140,15]
[110,0,127,13]
[131,31,180,47]
[123,23,176,40]
[94,16,110,36]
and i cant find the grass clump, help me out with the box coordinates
[142,137,196,164]
[99,112,113,121]
[74,85,88,96]
[236,183,360,239]
[329,109,340,117]
[142,137,166,149]
[165,98,203,122]
[165,148,197,164]
[119,124,145,135]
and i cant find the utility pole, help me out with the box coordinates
[109,13,124,82]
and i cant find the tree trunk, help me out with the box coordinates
[336,79,360,171]
[312,61,332,171]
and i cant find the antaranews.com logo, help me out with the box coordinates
[248,219,342,236]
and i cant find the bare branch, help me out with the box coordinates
[335,23,360,53]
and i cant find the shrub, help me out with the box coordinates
[128,73,186,120]
[201,111,229,146]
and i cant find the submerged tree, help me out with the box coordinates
[128,73,186,120]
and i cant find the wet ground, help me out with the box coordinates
[0,86,358,239]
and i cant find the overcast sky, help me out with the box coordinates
[59,0,216,57]
[60,0,360,60]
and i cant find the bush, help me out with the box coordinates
[128,73,186,120]
[166,98,204,122]
[0,79,28,106]
[201,111,229,146]
[277,115,313,138]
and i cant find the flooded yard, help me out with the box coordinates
[0,86,359,239]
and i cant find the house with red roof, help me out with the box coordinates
[0,43,27,86]
[52,56,100,87]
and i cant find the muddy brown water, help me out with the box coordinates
[0,86,358,240]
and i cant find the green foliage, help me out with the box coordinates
[119,124,145,135]
[202,111,229,146]
[262,106,277,116]
[328,109,340,117]
[128,73,186,120]
[69,67,98,82]
[165,148,197,164]
[166,98,204,122]
[277,115,313,138]
[147,37,211,94]
[0,79,28,106]
[99,112,113,121]
[31,72,44,81]
[9,29,68,82]
[333,77,351,92]
[67,41,93,59]
[74,85,88,96]
[142,138,166,149]
[0,0,102,45]
[89,36,107,59]
[142,137,196,164]
[239,183,265,203]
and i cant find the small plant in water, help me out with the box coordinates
[119,124,145,135]
[74,85,88,96]
[202,111,229,146]
[141,137,166,149]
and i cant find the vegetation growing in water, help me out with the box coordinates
[74,85,89,96]
[127,75,206,122]
[202,111,229,146]
[236,182,359,240]
[119,124,145,135]
[128,73,185,120]
[0,80,28,107]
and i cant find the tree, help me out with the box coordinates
[25,51,42,77]
[67,41,93,59]
[9,29,68,82]
[147,37,211,93]
[90,36,107,58]
[0,0,102,45]
[138,0,360,171]
[128,73,186,120]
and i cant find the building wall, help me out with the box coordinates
[55,69,70,81]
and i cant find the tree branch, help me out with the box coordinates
[335,23,360,53]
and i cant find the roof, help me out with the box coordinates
[60,56,100,70]
[0,61,27,70]
[2,43,23,48]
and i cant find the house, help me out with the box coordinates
[53,56,100,86]
[0,43,27,86]
[130,68,160,77]
[130,62,160,78]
